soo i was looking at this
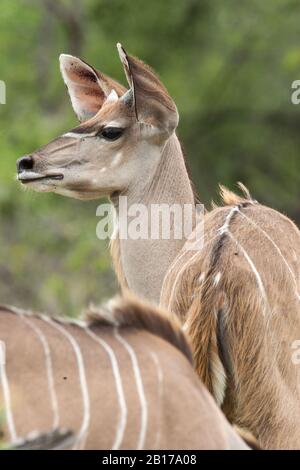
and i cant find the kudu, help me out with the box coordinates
[16,44,300,448]
[0,296,249,450]
[17,44,196,305]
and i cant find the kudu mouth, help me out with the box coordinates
[17,171,64,184]
[16,156,64,184]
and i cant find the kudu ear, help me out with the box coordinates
[117,44,179,135]
[59,54,127,122]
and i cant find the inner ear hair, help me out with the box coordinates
[59,53,127,122]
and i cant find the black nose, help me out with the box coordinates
[17,155,34,172]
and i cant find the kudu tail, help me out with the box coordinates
[183,275,227,407]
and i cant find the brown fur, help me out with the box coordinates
[110,236,129,292]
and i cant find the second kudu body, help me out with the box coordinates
[0,297,248,450]
[16,45,300,448]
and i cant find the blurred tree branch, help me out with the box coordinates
[28,0,85,109]
[42,0,84,56]
[36,4,54,109]
[28,0,85,56]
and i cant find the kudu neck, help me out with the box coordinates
[112,133,196,304]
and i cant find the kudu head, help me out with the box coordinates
[17,44,179,200]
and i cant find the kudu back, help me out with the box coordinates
[0,297,248,450]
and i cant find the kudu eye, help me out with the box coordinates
[100,127,124,141]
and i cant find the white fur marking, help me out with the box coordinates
[114,328,148,450]
[218,206,239,235]
[0,355,17,442]
[63,132,95,139]
[106,90,119,103]
[85,328,127,450]
[213,272,222,286]
[110,152,123,168]
[91,298,120,326]
[165,207,239,304]
[149,352,163,449]
[18,315,60,430]
[211,353,227,406]
[292,250,298,263]
[167,233,220,310]
[228,233,269,311]
[105,120,123,128]
[42,316,90,449]
[240,211,300,302]
[18,171,44,181]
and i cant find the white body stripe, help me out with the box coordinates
[167,233,220,309]
[165,205,239,305]
[85,327,127,450]
[114,328,148,450]
[0,355,17,442]
[228,232,269,310]
[149,352,163,449]
[42,316,90,449]
[18,315,60,430]
[218,206,239,235]
[239,211,300,301]
[161,231,208,297]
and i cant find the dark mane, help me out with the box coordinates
[217,182,256,207]
[85,293,193,364]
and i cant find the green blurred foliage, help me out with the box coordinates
[0,0,299,315]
